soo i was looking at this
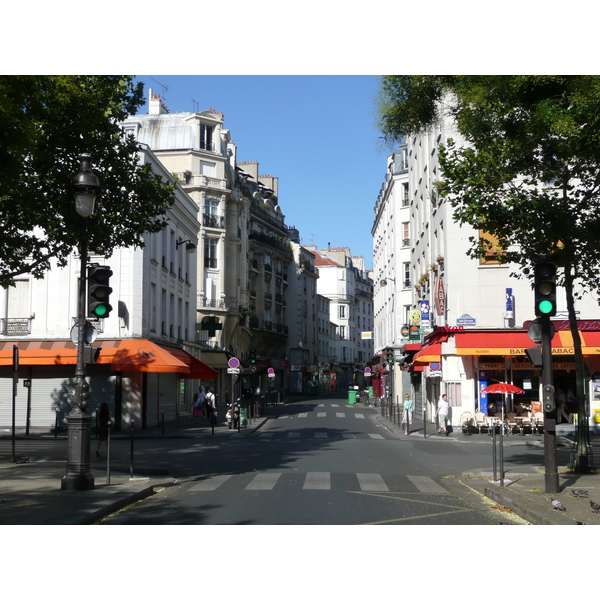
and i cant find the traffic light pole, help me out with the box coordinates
[62,230,94,491]
[541,316,559,494]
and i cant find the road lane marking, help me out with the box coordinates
[260,432,274,437]
[287,432,301,438]
[245,473,282,490]
[368,433,385,439]
[336,413,345,418]
[317,412,326,417]
[406,475,448,494]
[315,432,328,438]
[331,404,339,407]
[355,414,365,419]
[298,413,308,418]
[190,475,232,491]
[357,473,389,491]
[303,472,331,490]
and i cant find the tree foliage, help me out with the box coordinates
[0,75,175,287]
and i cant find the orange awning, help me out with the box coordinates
[0,339,189,373]
[163,346,218,379]
[413,343,441,365]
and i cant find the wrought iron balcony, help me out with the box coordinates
[1,318,33,336]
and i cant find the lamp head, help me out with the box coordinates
[72,153,101,218]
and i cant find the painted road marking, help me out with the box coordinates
[406,475,448,494]
[190,474,232,491]
[245,473,282,490]
[355,414,365,419]
[357,473,390,492]
[303,472,331,490]
[368,433,385,439]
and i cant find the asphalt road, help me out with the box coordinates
[98,398,537,525]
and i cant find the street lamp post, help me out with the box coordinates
[61,154,101,491]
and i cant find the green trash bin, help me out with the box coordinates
[348,390,357,405]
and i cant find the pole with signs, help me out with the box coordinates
[11,345,18,463]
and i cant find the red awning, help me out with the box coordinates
[0,339,209,374]
[413,343,441,365]
[164,346,218,379]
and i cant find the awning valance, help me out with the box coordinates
[164,346,218,379]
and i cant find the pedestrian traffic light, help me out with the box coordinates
[534,261,557,317]
[249,348,257,363]
[386,349,394,363]
[87,266,113,319]
[79,380,90,409]
[543,384,555,413]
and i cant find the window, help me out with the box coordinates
[200,161,216,177]
[402,183,409,207]
[204,238,218,269]
[150,283,157,332]
[479,231,505,265]
[402,222,410,246]
[339,305,347,319]
[200,125,214,151]
[446,382,462,407]
[403,262,410,288]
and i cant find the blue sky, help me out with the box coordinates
[135,75,394,270]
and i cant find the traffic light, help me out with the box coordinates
[249,348,257,363]
[543,384,555,413]
[386,348,394,363]
[534,261,557,317]
[87,266,113,319]
[79,380,90,409]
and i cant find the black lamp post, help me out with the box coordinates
[61,154,101,491]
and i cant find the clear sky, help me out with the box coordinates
[135,75,393,270]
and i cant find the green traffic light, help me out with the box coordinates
[93,304,108,317]
[538,299,554,314]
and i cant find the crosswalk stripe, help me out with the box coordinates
[315,432,328,438]
[317,412,326,417]
[342,433,356,439]
[368,433,385,439]
[298,413,308,418]
[336,413,345,418]
[406,475,447,494]
[260,432,274,437]
[357,473,389,492]
[190,474,232,491]
[355,413,365,419]
[331,404,339,407]
[245,473,282,490]
[303,472,330,490]
[287,432,300,438]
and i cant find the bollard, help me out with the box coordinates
[130,418,134,480]
[107,420,112,485]
[499,422,505,487]
[55,408,60,438]
[492,424,497,482]
[161,412,165,435]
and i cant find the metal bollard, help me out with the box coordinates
[161,412,165,435]
[130,418,134,479]
[107,420,112,485]
[55,408,60,438]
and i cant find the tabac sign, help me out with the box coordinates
[434,276,445,316]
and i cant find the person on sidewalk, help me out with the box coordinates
[402,393,413,435]
[192,386,205,423]
[204,387,216,423]
[96,403,111,457]
[436,394,449,435]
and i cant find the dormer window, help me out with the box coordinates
[200,124,214,151]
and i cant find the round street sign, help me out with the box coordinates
[527,318,555,344]
[228,357,240,369]
[267,368,275,374]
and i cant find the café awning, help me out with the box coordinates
[0,338,214,375]
[412,343,441,365]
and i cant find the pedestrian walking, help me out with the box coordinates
[402,393,413,435]
[192,386,205,422]
[205,387,216,423]
[96,402,111,457]
[436,393,449,435]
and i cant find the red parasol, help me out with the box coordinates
[481,383,525,395]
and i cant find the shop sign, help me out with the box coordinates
[456,314,476,326]
[434,277,446,316]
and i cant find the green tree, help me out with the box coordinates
[0,75,175,286]
[378,75,600,472]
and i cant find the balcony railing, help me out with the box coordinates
[1,318,32,336]
[203,213,225,229]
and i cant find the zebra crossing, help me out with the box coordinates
[189,472,448,494]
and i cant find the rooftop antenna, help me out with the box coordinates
[150,77,168,101]
[191,98,199,112]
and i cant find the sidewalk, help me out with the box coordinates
[372,405,600,525]
[0,407,268,525]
